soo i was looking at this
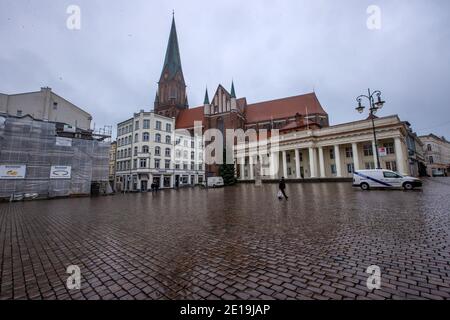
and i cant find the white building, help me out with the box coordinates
[237,115,423,180]
[0,87,92,130]
[420,134,450,176]
[115,110,204,191]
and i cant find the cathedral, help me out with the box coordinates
[154,16,330,177]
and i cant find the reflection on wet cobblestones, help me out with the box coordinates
[1,178,449,300]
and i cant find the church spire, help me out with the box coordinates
[204,87,210,105]
[155,14,188,117]
[230,80,236,98]
[160,14,183,81]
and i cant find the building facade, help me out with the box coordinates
[109,141,117,189]
[115,110,204,191]
[0,87,92,130]
[420,134,450,176]
[236,115,422,180]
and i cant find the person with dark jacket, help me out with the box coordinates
[279,177,288,200]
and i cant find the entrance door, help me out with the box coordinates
[175,175,180,188]
[141,180,147,192]
[153,177,161,188]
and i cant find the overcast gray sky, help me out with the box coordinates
[1,0,449,138]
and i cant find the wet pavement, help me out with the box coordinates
[1,178,450,300]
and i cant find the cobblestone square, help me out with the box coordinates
[1,179,450,300]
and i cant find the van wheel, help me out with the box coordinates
[212,184,216,188]
[403,182,414,190]
[360,183,370,191]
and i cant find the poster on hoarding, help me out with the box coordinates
[50,166,72,179]
[56,137,72,147]
[0,165,26,179]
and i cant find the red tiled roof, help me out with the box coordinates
[244,92,326,124]
[175,106,204,129]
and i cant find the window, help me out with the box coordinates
[365,162,375,169]
[287,154,291,163]
[175,164,180,169]
[165,160,171,169]
[385,161,397,171]
[191,162,195,170]
[124,136,128,145]
[347,163,354,173]
[154,159,160,169]
[383,171,402,179]
[331,164,337,174]
[135,121,139,130]
[191,141,195,148]
[165,148,171,157]
[135,133,139,143]
[299,152,303,162]
[166,123,171,132]
[155,134,161,143]
[143,132,149,142]
[345,147,353,158]
[133,159,137,169]
[427,144,432,152]
[429,156,434,164]
[165,135,171,144]
[140,159,147,168]
[156,121,162,130]
[143,120,150,129]
[176,150,181,158]
[134,146,138,156]
[384,142,395,155]
[363,144,373,157]
[155,146,161,156]
[142,146,149,153]
[198,164,203,170]
[53,102,58,110]
[191,151,195,160]
[329,149,335,160]
[183,151,188,159]
[184,140,188,147]
[183,162,188,170]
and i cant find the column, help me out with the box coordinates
[372,140,378,168]
[295,149,301,179]
[249,155,255,180]
[334,145,342,177]
[395,137,407,175]
[270,152,279,179]
[282,151,288,178]
[352,143,360,171]
[309,147,316,178]
[240,157,245,180]
[318,147,326,178]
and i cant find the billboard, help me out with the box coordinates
[0,165,26,179]
[56,137,72,147]
[50,166,72,179]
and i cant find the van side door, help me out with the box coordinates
[382,171,403,188]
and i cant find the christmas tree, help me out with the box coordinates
[219,148,237,186]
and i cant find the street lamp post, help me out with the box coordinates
[355,88,386,169]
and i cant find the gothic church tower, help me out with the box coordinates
[154,15,188,118]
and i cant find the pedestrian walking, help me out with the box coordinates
[278,177,288,200]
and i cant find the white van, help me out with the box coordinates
[353,169,422,191]
[207,177,225,188]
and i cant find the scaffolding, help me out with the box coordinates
[0,115,110,200]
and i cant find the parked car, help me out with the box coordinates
[432,169,445,177]
[207,177,225,188]
[353,169,422,191]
